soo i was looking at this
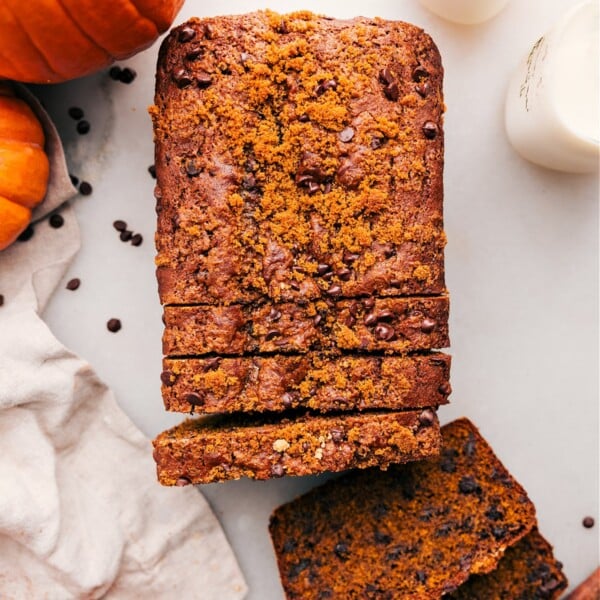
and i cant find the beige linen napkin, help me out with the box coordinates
[0,86,247,599]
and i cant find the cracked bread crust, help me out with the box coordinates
[153,409,441,484]
[152,10,445,306]
[162,352,451,414]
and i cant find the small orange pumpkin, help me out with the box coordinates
[0,1,184,84]
[0,83,49,250]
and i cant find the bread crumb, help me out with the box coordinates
[273,439,290,453]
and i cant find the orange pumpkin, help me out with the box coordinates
[0,0,184,84]
[0,83,49,250]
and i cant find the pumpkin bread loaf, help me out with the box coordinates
[162,353,451,414]
[151,11,445,306]
[269,419,546,598]
[153,408,441,484]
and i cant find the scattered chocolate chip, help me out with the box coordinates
[415,570,428,584]
[364,312,378,326]
[79,181,93,195]
[148,164,156,179]
[326,284,342,296]
[118,67,136,84]
[333,542,350,560]
[0,294,4,306]
[331,428,344,443]
[298,113,310,122]
[185,392,204,406]
[316,263,331,276]
[384,81,400,101]
[339,126,355,142]
[379,68,394,85]
[412,67,429,82]
[420,318,437,333]
[374,323,395,341]
[418,409,436,426]
[269,307,282,321]
[175,477,191,487]
[185,159,201,177]
[416,81,431,97]
[458,476,480,494]
[376,309,394,321]
[69,174,79,186]
[107,318,121,333]
[438,382,452,395]
[178,26,196,42]
[363,297,375,309]
[172,68,192,88]
[76,120,90,135]
[315,78,337,96]
[336,268,352,281]
[423,121,439,139]
[160,370,175,386]
[485,506,504,521]
[342,251,360,264]
[113,220,127,231]
[131,233,143,247]
[17,225,34,242]
[68,106,84,120]
[583,516,595,528]
[119,230,133,242]
[66,278,80,291]
[197,72,213,88]
[281,393,294,408]
[271,463,285,478]
[49,214,64,228]
[109,66,122,80]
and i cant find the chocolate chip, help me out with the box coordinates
[107,318,121,332]
[109,66,122,80]
[420,318,436,333]
[371,137,386,149]
[363,297,375,309]
[583,516,595,528]
[334,542,350,560]
[265,329,280,341]
[315,79,337,96]
[49,214,64,228]
[339,126,355,142]
[412,67,429,82]
[79,181,93,195]
[326,284,342,296]
[113,220,127,231]
[364,312,378,326]
[298,113,310,122]
[17,225,34,242]
[178,26,196,42]
[379,68,394,85]
[418,409,435,426]
[485,506,504,521]
[0,294,4,306]
[70,174,79,186]
[186,392,204,406]
[344,314,356,327]
[313,314,322,326]
[492,526,507,540]
[119,230,132,242]
[172,68,192,88]
[160,370,175,386]
[118,67,136,84]
[423,121,438,139]
[175,477,191,486]
[438,382,452,395]
[68,106,84,120]
[331,428,345,443]
[440,456,456,473]
[458,476,480,494]
[415,571,428,584]
[336,268,352,281]
[203,23,214,39]
[185,159,201,177]
[317,263,331,276]
[66,278,80,291]
[384,82,400,101]
[76,120,90,135]
[539,579,563,595]
[281,393,294,408]
[307,180,319,195]
[376,309,394,321]
[271,463,285,478]
[374,323,395,341]
[288,559,310,579]
[241,173,256,190]
[131,233,143,247]
[342,251,360,264]
[148,164,156,179]
[416,81,431,97]
[197,72,213,88]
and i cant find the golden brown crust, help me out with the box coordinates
[153,409,441,484]
[152,11,445,305]
[163,295,449,356]
[162,352,451,414]
[269,418,538,598]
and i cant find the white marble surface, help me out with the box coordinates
[39,1,598,597]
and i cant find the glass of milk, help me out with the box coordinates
[505,1,599,173]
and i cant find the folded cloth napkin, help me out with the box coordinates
[0,85,247,599]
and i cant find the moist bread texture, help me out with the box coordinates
[269,419,539,598]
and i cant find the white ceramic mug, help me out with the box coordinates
[419,0,510,25]
[505,1,599,173]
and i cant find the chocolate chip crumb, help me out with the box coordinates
[107,318,122,333]
[66,278,80,291]
[423,121,439,139]
[131,233,143,247]
[120,230,133,242]
[109,66,122,80]
[68,106,84,120]
[113,220,127,231]
[76,120,90,135]
[17,225,34,242]
[583,516,595,528]
[374,323,395,341]
[79,181,93,195]
[49,214,64,228]
[118,67,136,84]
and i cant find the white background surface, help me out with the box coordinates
[38,1,598,597]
